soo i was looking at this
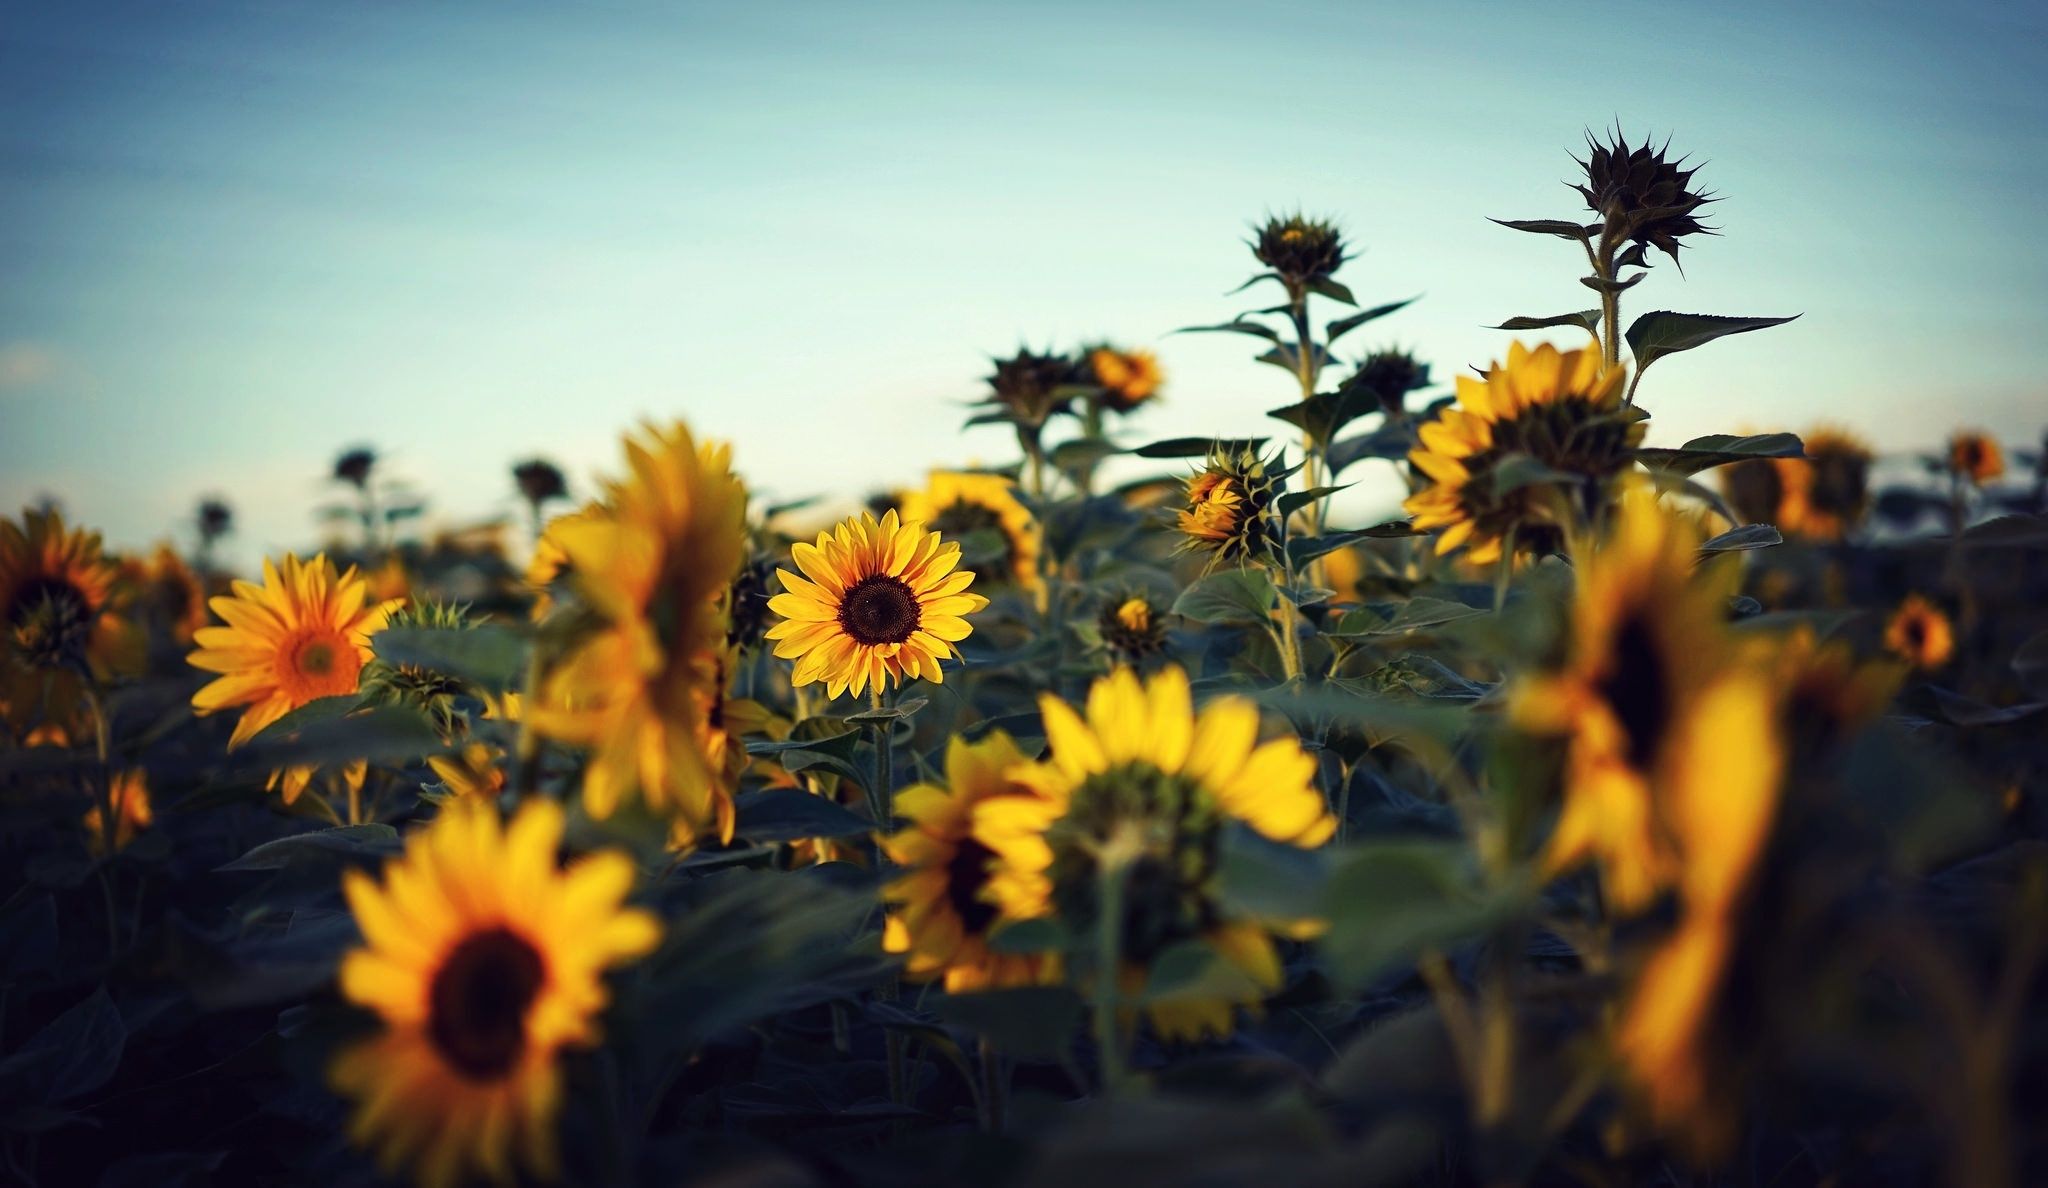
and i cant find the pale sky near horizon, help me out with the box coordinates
[3,0,2044,568]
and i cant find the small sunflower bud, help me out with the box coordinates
[1340,348,1431,419]
[359,599,479,739]
[1098,594,1169,665]
[979,347,1082,431]
[512,458,569,507]
[1574,130,1718,266]
[1250,213,1346,292]
[333,447,378,490]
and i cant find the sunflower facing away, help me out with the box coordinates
[882,730,1060,992]
[978,666,1334,1042]
[898,470,1043,597]
[1404,340,1640,565]
[186,554,400,802]
[332,798,660,1188]
[527,422,749,845]
[766,510,988,701]
[0,507,139,681]
[1884,594,1954,671]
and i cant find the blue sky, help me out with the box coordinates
[3,0,2044,565]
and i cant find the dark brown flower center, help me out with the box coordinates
[427,926,546,1080]
[1597,612,1671,772]
[838,575,920,646]
[5,576,91,630]
[944,837,1000,934]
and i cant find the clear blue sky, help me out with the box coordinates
[3,0,2043,565]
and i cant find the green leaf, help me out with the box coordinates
[371,624,528,691]
[1490,309,1601,337]
[236,705,445,773]
[732,788,874,843]
[1267,388,1374,444]
[0,987,125,1104]
[1697,523,1782,555]
[1327,421,1416,477]
[1173,319,1281,342]
[1277,484,1353,518]
[948,527,1012,569]
[929,986,1085,1062]
[1287,523,1416,568]
[1326,596,1485,638]
[1172,568,1279,624]
[1219,824,1330,928]
[245,694,361,748]
[1625,311,1800,374]
[218,824,402,872]
[1309,277,1358,305]
[1637,432,1805,475]
[1320,842,1516,987]
[1139,938,1267,1004]
[1488,452,1577,498]
[1488,218,1596,241]
[1132,436,1268,460]
[1325,296,1418,344]
[985,916,1071,955]
[846,696,929,723]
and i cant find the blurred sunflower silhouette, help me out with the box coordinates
[332,798,659,1188]
[899,470,1043,597]
[1884,594,1954,670]
[0,507,140,682]
[1947,429,2004,486]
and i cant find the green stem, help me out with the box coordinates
[79,683,120,960]
[976,1036,1008,1133]
[1092,846,1132,1095]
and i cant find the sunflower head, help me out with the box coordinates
[899,470,1043,595]
[981,668,1332,1040]
[1947,430,2004,486]
[1777,427,1872,541]
[882,731,1060,992]
[333,446,378,490]
[0,508,137,679]
[1339,348,1432,419]
[1403,341,1639,564]
[1574,129,1719,266]
[333,798,659,1188]
[1884,594,1953,671]
[1754,627,1902,757]
[1088,346,1164,413]
[197,497,234,546]
[979,347,1081,430]
[1176,446,1284,566]
[1718,454,1785,526]
[1097,593,1170,666]
[83,769,153,854]
[1250,212,1346,292]
[128,544,209,645]
[512,457,568,508]
[359,599,481,739]
[765,510,989,700]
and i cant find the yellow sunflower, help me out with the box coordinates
[1513,485,1782,913]
[83,768,153,854]
[978,666,1333,1042]
[1175,446,1282,566]
[1883,594,1953,670]
[1088,346,1164,413]
[186,554,400,802]
[332,798,660,1188]
[765,510,989,701]
[1404,340,1639,565]
[1946,429,2004,486]
[898,470,1043,596]
[524,503,602,622]
[0,507,140,681]
[882,731,1061,992]
[1774,426,1872,542]
[527,422,749,844]
[427,742,506,800]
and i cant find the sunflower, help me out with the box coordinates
[527,422,749,845]
[1096,594,1169,666]
[427,742,506,800]
[1088,347,1164,413]
[882,731,1060,992]
[1775,427,1871,541]
[332,798,660,1188]
[978,667,1333,1042]
[0,508,139,680]
[765,510,988,701]
[83,768,153,854]
[186,554,400,802]
[1250,212,1347,291]
[1404,340,1640,565]
[1513,485,1782,913]
[899,471,1043,596]
[1947,429,2004,486]
[1176,446,1283,566]
[1883,594,1953,670]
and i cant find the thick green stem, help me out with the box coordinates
[1093,856,1130,1095]
[976,1036,1008,1133]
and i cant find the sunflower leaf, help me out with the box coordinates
[0,986,124,1105]
[1286,523,1416,569]
[1326,296,1419,344]
[1308,277,1358,306]
[1637,432,1805,475]
[929,986,1085,1062]
[1277,484,1353,518]
[1697,523,1782,555]
[1487,453,1577,498]
[1139,939,1267,1004]
[1172,568,1278,624]
[1319,842,1518,988]
[1490,310,1601,337]
[370,625,527,691]
[1131,436,1268,460]
[732,788,874,843]
[1326,421,1416,477]
[1173,319,1281,343]
[1625,311,1801,374]
[217,824,401,872]
[1488,218,1596,241]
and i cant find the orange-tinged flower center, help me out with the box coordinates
[282,627,362,703]
[428,926,547,1080]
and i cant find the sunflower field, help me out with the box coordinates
[5,132,2048,1188]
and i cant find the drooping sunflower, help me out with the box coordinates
[332,798,660,1188]
[186,554,401,802]
[898,471,1043,597]
[1176,446,1283,567]
[1088,346,1164,413]
[526,422,749,844]
[83,768,153,854]
[882,731,1060,992]
[0,508,140,681]
[765,510,988,701]
[1404,340,1640,565]
[1513,485,1783,913]
[978,667,1334,1042]
[1775,427,1871,541]
[1883,594,1953,671]
[1947,429,2004,486]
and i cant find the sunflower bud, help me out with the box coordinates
[1250,213,1346,292]
[1097,594,1169,665]
[1339,348,1431,420]
[512,458,568,508]
[359,599,480,739]
[1574,130,1718,266]
[197,497,233,545]
[333,446,378,490]
[978,347,1082,432]
[1176,447,1283,566]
